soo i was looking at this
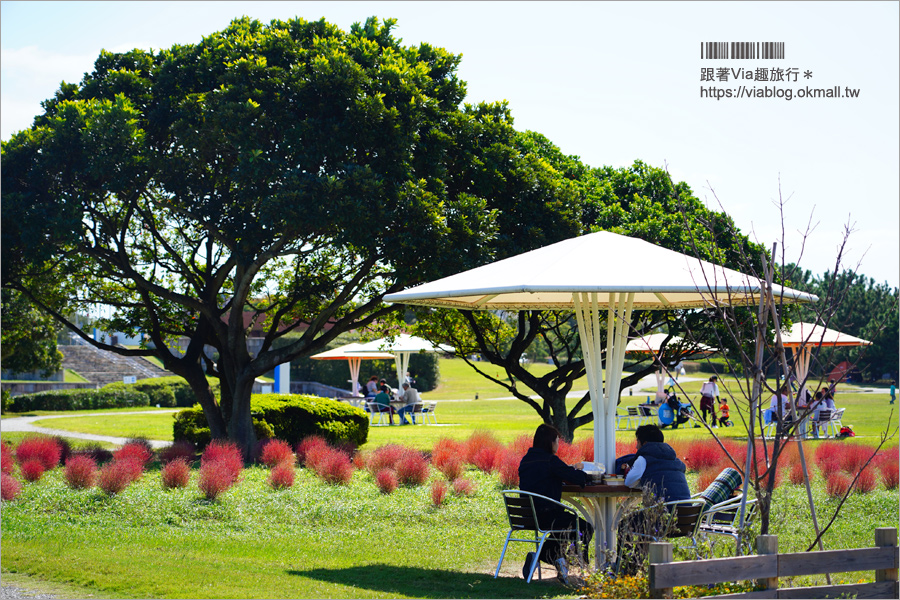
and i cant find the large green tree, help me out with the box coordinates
[2,17,508,455]
[414,157,767,441]
[0,289,63,377]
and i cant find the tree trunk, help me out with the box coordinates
[182,367,227,440]
[228,376,257,461]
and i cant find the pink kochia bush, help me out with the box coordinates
[268,462,295,490]
[20,459,45,483]
[430,479,448,507]
[496,449,521,489]
[395,449,429,486]
[260,439,295,468]
[1,442,15,475]
[15,437,62,471]
[880,460,899,490]
[201,440,244,483]
[64,455,98,489]
[315,448,354,485]
[296,436,329,468]
[452,477,476,497]
[825,471,852,499]
[161,458,191,490]
[1,473,22,501]
[98,460,134,495]
[114,442,154,467]
[375,468,398,494]
[431,438,465,473]
[198,461,236,500]
[366,444,406,476]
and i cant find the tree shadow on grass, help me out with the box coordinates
[288,564,568,599]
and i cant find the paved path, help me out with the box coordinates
[2,410,177,448]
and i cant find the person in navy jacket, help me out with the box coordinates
[518,424,592,582]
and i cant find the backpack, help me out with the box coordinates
[838,425,855,438]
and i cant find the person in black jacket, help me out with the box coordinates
[518,424,592,583]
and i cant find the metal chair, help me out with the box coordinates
[365,401,393,426]
[494,490,583,583]
[811,408,833,438]
[420,401,438,424]
[829,407,845,436]
[698,496,758,556]
[763,408,778,438]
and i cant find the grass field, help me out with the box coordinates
[2,359,897,598]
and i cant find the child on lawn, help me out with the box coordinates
[718,399,731,427]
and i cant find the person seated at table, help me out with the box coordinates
[371,384,396,425]
[622,424,690,503]
[518,424,592,584]
[365,375,379,398]
[396,382,421,425]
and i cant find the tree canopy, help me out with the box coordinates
[0,289,63,377]
[1,16,518,455]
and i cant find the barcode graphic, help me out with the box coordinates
[701,42,784,59]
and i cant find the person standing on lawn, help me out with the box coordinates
[891,380,896,405]
[518,424,592,584]
[699,375,720,426]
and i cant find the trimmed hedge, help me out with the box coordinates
[173,394,368,449]
[103,376,219,408]
[9,388,151,412]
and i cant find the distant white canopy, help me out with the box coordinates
[384,231,818,310]
[781,322,872,348]
[624,333,716,355]
[349,334,454,392]
[310,342,396,396]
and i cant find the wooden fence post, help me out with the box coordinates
[648,541,673,599]
[875,527,898,583]
[756,534,778,592]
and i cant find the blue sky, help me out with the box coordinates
[2,1,898,287]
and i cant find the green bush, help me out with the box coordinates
[102,376,220,407]
[173,394,368,449]
[10,387,151,412]
[1,389,11,414]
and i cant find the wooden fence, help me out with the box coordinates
[649,527,898,599]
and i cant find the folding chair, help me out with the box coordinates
[811,408,833,438]
[624,498,706,557]
[494,490,583,583]
[829,407,845,437]
[698,497,758,556]
[420,401,438,425]
[763,409,778,438]
[627,406,642,428]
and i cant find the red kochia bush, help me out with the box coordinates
[366,444,406,476]
[198,461,236,500]
[854,467,878,493]
[452,477,476,496]
[116,457,146,483]
[64,455,98,489]
[98,460,133,495]
[508,434,532,459]
[158,440,196,465]
[201,440,243,484]
[695,467,720,492]
[463,431,502,465]
[683,439,726,472]
[15,437,62,471]
[395,449,429,486]
[20,458,45,482]
[296,436,329,467]
[839,443,874,475]
[575,437,594,463]
[825,471,852,499]
[497,449,521,488]
[556,439,581,465]
[268,462,295,490]
[814,441,843,474]
[435,454,463,481]
[1,442,14,475]
[375,468,398,494]
[880,460,899,490]
[789,460,815,486]
[471,446,502,473]
[161,458,191,489]
[115,441,154,467]
[260,439,295,468]
[431,479,448,507]
[1,473,22,501]
[431,438,465,472]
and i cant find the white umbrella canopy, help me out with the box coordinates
[348,334,454,392]
[780,322,871,399]
[310,343,395,396]
[384,230,817,567]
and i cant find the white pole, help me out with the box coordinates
[348,357,361,395]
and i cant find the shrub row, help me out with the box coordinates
[10,388,151,412]
[173,394,368,450]
[102,376,220,408]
